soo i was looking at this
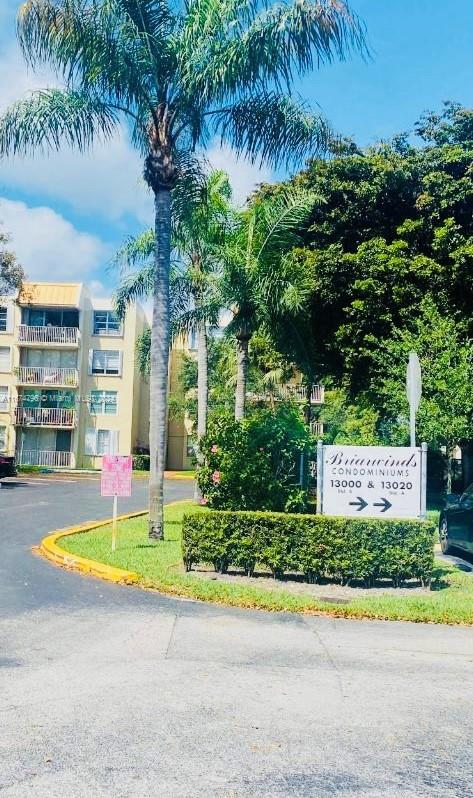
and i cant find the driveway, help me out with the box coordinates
[1,476,473,797]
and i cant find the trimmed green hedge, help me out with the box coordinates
[182,511,436,587]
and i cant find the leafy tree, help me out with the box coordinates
[257,102,473,399]
[221,187,317,418]
[0,0,365,538]
[0,227,24,294]
[318,388,379,445]
[371,300,473,490]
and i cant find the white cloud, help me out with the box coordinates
[0,44,152,225]
[206,141,273,206]
[0,198,107,281]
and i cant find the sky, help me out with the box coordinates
[0,0,472,295]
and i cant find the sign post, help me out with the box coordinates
[319,444,426,520]
[406,351,422,448]
[101,455,132,551]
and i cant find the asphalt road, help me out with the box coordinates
[1,476,473,798]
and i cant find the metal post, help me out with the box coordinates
[316,439,323,515]
[420,442,427,519]
[111,494,118,551]
[299,450,305,487]
[410,412,416,448]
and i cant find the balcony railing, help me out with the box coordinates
[17,449,72,468]
[16,366,79,387]
[15,407,76,428]
[280,385,325,404]
[310,421,324,437]
[18,325,80,346]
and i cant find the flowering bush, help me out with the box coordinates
[197,406,311,512]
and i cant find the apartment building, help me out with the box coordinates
[0,282,149,469]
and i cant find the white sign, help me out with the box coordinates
[320,445,424,519]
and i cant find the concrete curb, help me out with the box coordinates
[38,511,147,584]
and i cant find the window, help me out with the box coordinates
[0,347,11,372]
[89,390,117,415]
[0,426,6,451]
[23,308,79,328]
[0,386,8,412]
[0,307,7,333]
[93,310,121,336]
[90,350,122,376]
[84,428,119,456]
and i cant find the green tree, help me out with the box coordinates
[371,300,473,490]
[257,102,473,397]
[221,188,317,418]
[0,0,365,538]
[0,227,24,294]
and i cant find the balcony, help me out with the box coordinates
[16,366,79,388]
[17,449,73,468]
[310,420,324,437]
[15,407,76,428]
[18,325,80,347]
[280,385,325,404]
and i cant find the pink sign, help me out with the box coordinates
[101,455,132,497]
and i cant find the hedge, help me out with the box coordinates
[132,454,150,471]
[182,510,436,587]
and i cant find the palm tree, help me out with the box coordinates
[0,0,366,538]
[220,188,318,419]
[114,168,232,473]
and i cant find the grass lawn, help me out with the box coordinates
[59,501,473,625]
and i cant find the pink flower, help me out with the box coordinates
[212,470,221,484]
[211,444,219,453]
[200,496,209,505]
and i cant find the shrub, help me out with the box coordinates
[197,406,311,512]
[182,511,435,587]
[132,454,150,471]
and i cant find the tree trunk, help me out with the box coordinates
[446,445,453,494]
[194,317,208,501]
[303,382,312,429]
[149,187,172,540]
[235,335,250,420]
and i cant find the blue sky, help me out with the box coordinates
[0,0,472,294]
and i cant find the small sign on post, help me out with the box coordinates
[101,455,132,551]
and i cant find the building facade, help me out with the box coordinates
[0,282,149,469]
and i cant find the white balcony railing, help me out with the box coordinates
[15,407,76,427]
[16,366,79,387]
[280,385,325,404]
[310,421,324,437]
[18,325,80,346]
[18,449,72,468]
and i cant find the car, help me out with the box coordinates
[0,453,16,480]
[439,485,473,555]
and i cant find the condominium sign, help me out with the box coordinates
[317,444,426,519]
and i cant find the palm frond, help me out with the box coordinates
[0,88,118,156]
[212,92,331,168]
[187,0,367,101]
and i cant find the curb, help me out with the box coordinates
[38,510,147,585]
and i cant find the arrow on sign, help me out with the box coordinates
[349,497,368,512]
[373,497,392,513]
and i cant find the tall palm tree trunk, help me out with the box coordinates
[197,318,208,441]
[235,334,250,420]
[193,316,208,500]
[149,186,172,540]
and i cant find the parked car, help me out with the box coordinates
[439,485,473,555]
[0,453,16,480]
